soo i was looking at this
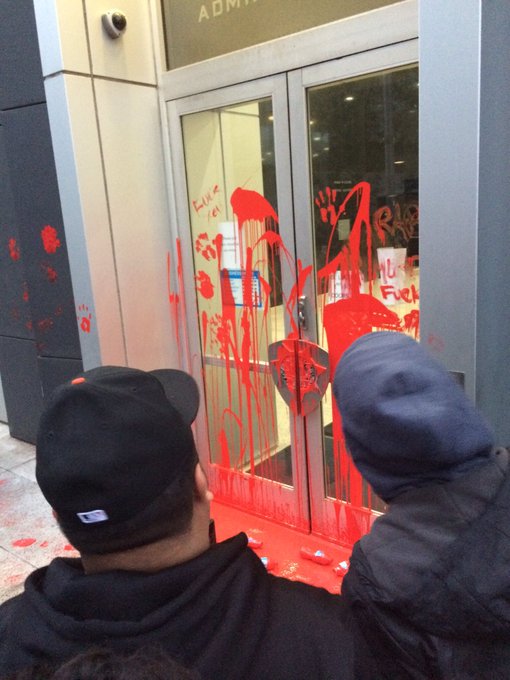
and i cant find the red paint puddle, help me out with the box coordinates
[40,225,61,254]
[12,538,36,548]
[212,500,350,593]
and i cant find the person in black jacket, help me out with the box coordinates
[0,366,372,680]
[333,331,510,680]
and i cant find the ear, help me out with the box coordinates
[194,463,214,503]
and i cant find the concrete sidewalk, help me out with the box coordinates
[0,424,79,602]
[0,422,350,603]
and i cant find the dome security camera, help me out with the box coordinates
[102,10,127,39]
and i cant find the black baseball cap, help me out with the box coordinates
[36,366,200,554]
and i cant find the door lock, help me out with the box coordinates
[297,295,308,330]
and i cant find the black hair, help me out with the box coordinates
[9,647,200,680]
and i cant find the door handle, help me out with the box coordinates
[298,295,308,330]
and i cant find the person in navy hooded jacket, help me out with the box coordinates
[333,331,510,680]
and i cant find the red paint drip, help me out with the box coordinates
[167,251,181,355]
[12,538,36,548]
[40,225,61,254]
[8,238,20,261]
[230,187,278,230]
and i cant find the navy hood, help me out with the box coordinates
[333,332,494,501]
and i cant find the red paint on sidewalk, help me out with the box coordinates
[212,500,351,593]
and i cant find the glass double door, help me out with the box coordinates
[167,40,418,544]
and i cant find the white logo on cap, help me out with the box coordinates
[77,509,109,524]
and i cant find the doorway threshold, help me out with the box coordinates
[211,500,352,594]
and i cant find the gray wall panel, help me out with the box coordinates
[0,0,45,109]
[0,125,34,340]
[38,356,83,402]
[0,336,43,443]
[476,2,510,443]
[2,105,81,359]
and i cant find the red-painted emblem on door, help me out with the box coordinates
[269,338,329,416]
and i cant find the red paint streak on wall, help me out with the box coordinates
[317,182,404,518]
[230,187,279,229]
[8,238,20,261]
[166,241,192,367]
[12,538,36,548]
[40,225,61,254]
[167,251,181,354]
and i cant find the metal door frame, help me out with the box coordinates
[160,2,418,540]
[166,75,311,529]
[288,40,419,540]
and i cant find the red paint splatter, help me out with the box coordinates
[22,283,29,302]
[64,544,75,551]
[195,233,217,261]
[37,318,54,333]
[39,541,49,548]
[41,263,58,283]
[8,238,20,261]
[12,538,36,548]
[40,225,61,254]
[230,187,278,229]
[5,574,24,585]
[195,270,214,299]
[403,309,420,338]
[77,304,91,333]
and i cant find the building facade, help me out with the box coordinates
[1,0,509,545]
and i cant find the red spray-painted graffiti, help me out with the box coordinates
[41,225,61,254]
[193,184,221,220]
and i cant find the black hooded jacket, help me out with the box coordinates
[0,533,372,680]
[334,332,510,679]
[342,448,510,679]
